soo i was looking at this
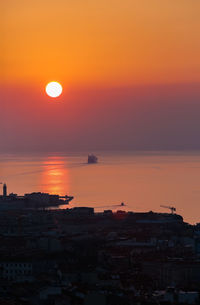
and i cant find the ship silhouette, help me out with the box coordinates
[88,154,98,164]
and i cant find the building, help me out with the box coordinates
[0,261,33,282]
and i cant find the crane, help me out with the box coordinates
[160,205,176,214]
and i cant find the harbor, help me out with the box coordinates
[0,183,74,209]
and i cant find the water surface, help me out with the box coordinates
[1,151,200,224]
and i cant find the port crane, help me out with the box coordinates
[160,205,176,214]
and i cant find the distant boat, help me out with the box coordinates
[120,202,125,206]
[88,154,98,164]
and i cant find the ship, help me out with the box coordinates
[88,154,98,164]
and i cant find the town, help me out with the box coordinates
[0,199,199,304]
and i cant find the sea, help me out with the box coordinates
[1,151,200,224]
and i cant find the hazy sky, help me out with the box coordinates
[1,0,200,152]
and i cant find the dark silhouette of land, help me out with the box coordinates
[0,195,199,304]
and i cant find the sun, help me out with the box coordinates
[45,81,62,98]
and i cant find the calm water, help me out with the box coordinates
[1,151,200,224]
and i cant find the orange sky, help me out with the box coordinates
[1,0,200,152]
[2,0,200,86]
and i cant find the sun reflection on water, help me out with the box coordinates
[40,157,69,196]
